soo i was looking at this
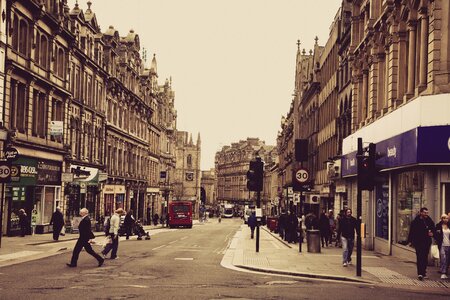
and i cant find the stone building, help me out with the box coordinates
[65,1,107,223]
[201,168,217,209]
[339,0,450,260]
[4,0,73,235]
[261,146,278,216]
[215,138,273,212]
[173,131,201,217]
[157,76,177,217]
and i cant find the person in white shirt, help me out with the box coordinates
[436,214,450,279]
[102,208,124,259]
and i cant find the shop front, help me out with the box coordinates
[6,157,62,235]
[103,184,125,216]
[342,124,450,258]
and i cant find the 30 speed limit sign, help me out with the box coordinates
[295,168,309,184]
[0,160,12,183]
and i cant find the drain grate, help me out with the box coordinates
[363,267,449,288]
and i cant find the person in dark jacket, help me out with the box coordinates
[50,207,64,241]
[67,208,104,268]
[18,209,28,237]
[287,211,299,243]
[408,207,435,280]
[152,213,159,226]
[248,212,257,239]
[337,208,358,267]
[123,210,136,240]
[319,210,331,247]
[278,210,287,240]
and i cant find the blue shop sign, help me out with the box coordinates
[342,125,450,177]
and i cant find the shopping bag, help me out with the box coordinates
[60,226,66,236]
[431,244,439,259]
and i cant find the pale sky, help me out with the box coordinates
[68,0,341,170]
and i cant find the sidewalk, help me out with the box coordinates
[223,224,450,294]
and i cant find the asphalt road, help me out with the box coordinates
[0,219,444,299]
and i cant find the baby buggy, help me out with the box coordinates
[135,220,151,240]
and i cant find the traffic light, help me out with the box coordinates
[358,143,376,191]
[247,158,264,192]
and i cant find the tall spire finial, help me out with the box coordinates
[309,49,313,55]
[297,39,301,50]
[302,48,306,55]
[314,36,319,45]
[87,1,92,9]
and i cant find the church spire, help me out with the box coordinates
[197,132,201,148]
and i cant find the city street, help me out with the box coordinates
[0,219,447,299]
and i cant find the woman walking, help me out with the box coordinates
[435,214,450,279]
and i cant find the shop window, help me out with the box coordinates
[43,187,55,224]
[396,170,425,245]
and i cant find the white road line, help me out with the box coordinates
[169,240,178,244]
[174,258,194,260]
[180,236,188,240]
[124,285,148,288]
[152,245,167,250]
[0,251,42,261]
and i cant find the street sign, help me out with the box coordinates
[0,160,11,183]
[295,168,309,184]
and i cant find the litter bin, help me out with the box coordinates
[267,217,278,232]
[306,229,321,253]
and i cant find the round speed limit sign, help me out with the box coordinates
[295,168,309,183]
[0,164,11,180]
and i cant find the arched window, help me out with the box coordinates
[19,19,28,55]
[40,35,48,68]
[57,48,64,77]
[187,154,192,167]
[12,16,19,50]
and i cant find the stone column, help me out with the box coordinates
[419,9,428,90]
[407,20,417,96]
[362,68,369,122]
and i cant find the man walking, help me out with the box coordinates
[102,208,123,260]
[408,207,436,280]
[67,208,104,268]
[248,212,257,239]
[50,207,64,241]
[337,208,358,267]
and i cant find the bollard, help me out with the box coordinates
[306,229,321,253]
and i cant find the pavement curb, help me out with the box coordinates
[235,264,375,284]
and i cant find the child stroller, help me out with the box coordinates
[135,220,150,240]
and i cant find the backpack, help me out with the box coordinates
[104,217,111,234]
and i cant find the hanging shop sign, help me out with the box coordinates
[10,157,38,186]
[4,147,19,161]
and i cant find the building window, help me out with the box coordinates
[10,80,28,133]
[19,19,29,56]
[32,90,47,138]
[187,154,192,168]
[396,170,425,245]
[57,48,65,77]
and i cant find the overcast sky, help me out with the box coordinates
[68,0,341,170]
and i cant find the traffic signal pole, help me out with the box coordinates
[356,138,363,277]
[256,189,261,252]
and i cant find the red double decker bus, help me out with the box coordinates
[168,201,193,228]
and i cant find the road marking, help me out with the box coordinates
[152,245,166,250]
[124,285,148,288]
[180,236,188,240]
[174,258,194,261]
[169,240,178,244]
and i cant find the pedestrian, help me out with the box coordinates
[49,207,64,241]
[434,214,449,279]
[278,210,287,240]
[160,214,166,227]
[408,207,436,280]
[124,209,136,240]
[248,212,257,239]
[319,209,330,247]
[335,210,345,247]
[66,208,104,268]
[102,208,123,260]
[18,209,28,237]
[337,208,358,267]
[287,210,299,243]
[328,209,336,247]
[152,213,159,226]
